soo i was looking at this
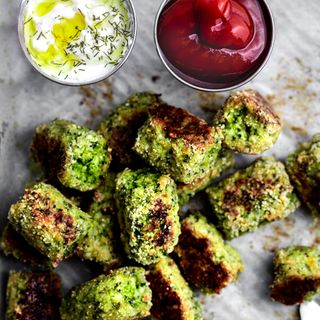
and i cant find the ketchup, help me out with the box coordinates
[157,0,270,87]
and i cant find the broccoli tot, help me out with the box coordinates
[214,89,282,154]
[286,134,320,216]
[31,119,111,191]
[5,271,61,320]
[60,267,152,320]
[76,172,123,269]
[271,246,320,305]
[8,182,92,267]
[76,211,123,270]
[98,92,162,169]
[147,256,203,320]
[177,149,234,206]
[206,158,300,239]
[134,104,222,184]
[0,223,52,269]
[174,212,243,294]
[115,168,180,265]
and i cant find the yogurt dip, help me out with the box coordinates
[19,0,136,85]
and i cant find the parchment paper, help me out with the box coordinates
[0,0,320,319]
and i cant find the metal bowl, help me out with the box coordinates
[17,0,137,86]
[154,0,275,92]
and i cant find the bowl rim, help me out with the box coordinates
[17,0,138,87]
[154,0,276,92]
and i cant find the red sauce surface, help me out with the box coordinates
[157,0,269,87]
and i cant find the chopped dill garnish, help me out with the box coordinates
[24,17,32,25]
[36,31,47,40]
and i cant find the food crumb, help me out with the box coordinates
[313,236,320,245]
[266,94,286,108]
[290,126,308,136]
[283,217,296,230]
[151,75,160,83]
[97,80,113,101]
[263,221,294,252]
[263,235,281,253]
[272,225,290,238]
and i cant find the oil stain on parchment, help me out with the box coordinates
[0,121,9,155]
[79,79,114,127]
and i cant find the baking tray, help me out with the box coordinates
[0,0,320,318]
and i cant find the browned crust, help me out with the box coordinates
[271,276,320,305]
[109,110,149,168]
[147,199,173,247]
[30,130,65,180]
[25,190,78,246]
[223,177,274,214]
[149,104,213,148]
[146,269,184,320]
[290,159,320,211]
[175,225,231,293]
[1,224,50,267]
[227,89,281,126]
[15,273,61,320]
